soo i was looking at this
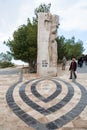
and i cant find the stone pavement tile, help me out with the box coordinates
[13,82,44,121]
[25,79,68,109]
[62,128,87,130]
[80,106,87,120]
[38,116,49,123]
[1,65,87,130]
[72,116,87,129]
[0,74,23,130]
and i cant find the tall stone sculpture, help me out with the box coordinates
[37,13,59,76]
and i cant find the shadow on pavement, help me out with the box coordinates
[77,63,87,73]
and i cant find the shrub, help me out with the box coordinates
[0,61,14,68]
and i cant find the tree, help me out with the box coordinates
[64,37,84,59]
[4,3,51,72]
[57,36,66,61]
[0,52,14,68]
[74,39,85,58]
[0,52,12,62]
[4,20,37,71]
[57,36,84,61]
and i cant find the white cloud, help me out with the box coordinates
[16,3,35,26]
[0,32,9,42]
[35,0,51,5]
[59,0,87,31]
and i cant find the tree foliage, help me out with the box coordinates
[57,36,66,61]
[4,20,37,69]
[0,52,12,62]
[33,3,51,23]
[0,52,14,68]
[57,36,84,61]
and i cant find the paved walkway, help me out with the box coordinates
[0,64,87,130]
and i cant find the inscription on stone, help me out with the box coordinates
[42,60,48,67]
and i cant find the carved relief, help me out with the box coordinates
[49,15,59,67]
[44,13,52,31]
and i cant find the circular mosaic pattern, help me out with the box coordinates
[6,77,87,130]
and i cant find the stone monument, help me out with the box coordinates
[37,13,59,77]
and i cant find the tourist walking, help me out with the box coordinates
[69,58,77,80]
[62,56,67,70]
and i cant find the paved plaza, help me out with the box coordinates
[0,64,87,130]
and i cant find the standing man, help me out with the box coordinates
[69,58,77,79]
[62,56,67,70]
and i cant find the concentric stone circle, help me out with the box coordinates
[6,77,87,130]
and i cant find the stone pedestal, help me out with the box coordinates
[37,13,59,77]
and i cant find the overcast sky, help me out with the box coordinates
[0,0,87,64]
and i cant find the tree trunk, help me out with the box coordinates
[29,60,37,73]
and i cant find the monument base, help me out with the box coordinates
[37,67,58,77]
